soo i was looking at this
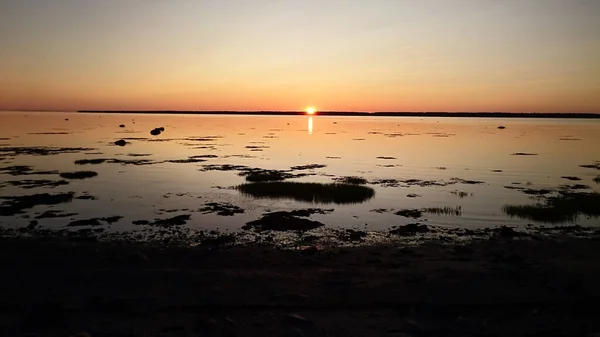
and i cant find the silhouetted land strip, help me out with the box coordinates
[78,110,600,118]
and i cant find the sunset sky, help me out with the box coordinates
[1,0,599,112]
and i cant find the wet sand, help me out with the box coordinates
[1,235,600,336]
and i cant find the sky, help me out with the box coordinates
[1,0,599,112]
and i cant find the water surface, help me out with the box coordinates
[1,111,599,233]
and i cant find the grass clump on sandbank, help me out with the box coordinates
[237,182,375,204]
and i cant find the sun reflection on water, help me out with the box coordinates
[308,117,313,134]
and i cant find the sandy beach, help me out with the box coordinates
[1,233,599,337]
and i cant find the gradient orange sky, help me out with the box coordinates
[1,0,599,112]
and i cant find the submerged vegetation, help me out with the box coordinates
[503,191,600,223]
[237,182,375,204]
[424,206,462,216]
[395,206,462,218]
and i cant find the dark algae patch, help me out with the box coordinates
[68,216,123,227]
[290,164,327,170]
[0,192,74,216]
[0,165,59,176]
[198,202,245,216]
[242,209,330,231]
[580,163,600,170]
[561,176,582,181]
[6,179,69,189]
[503,191,600,223]
[244,170,297,182]
[332,176,368,185]
[135,214,192,227]
[511,152,538,156]
[376,156,396,160]
[450,190,472,198]
[371,177,483,188]
[165,157,208,164]
[35,210,78,219]
[59,171,98,180]
[75,158,108,165]
[237,182,375,204]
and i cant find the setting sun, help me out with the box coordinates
[306,107,316,115]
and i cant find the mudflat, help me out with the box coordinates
[1,235,599,336]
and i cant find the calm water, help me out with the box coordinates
[1,111,599,233]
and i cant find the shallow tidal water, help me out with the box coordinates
[1,111,599,234]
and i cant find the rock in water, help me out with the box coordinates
[114,139,127,146]
[498,126,506,129]
[119,124,125,128]
[150,128,162,136]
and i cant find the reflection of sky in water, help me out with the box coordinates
[1,111,600,232]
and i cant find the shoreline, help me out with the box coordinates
[76,110,600,118]
[1,231,600,336]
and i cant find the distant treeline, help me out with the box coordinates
[77,110,600,118]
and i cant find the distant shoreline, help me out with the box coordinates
[77,110,600,118]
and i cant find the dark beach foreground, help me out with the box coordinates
[1,234,600,336]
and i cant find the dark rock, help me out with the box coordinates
[119,124,125,128]
[498,126,506,129]
[339,229,367,242]
[389,223,429,236]
[114,139,127,146]
[150,128,163,136]
[498,226,516,239]
[395,209,423,218]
